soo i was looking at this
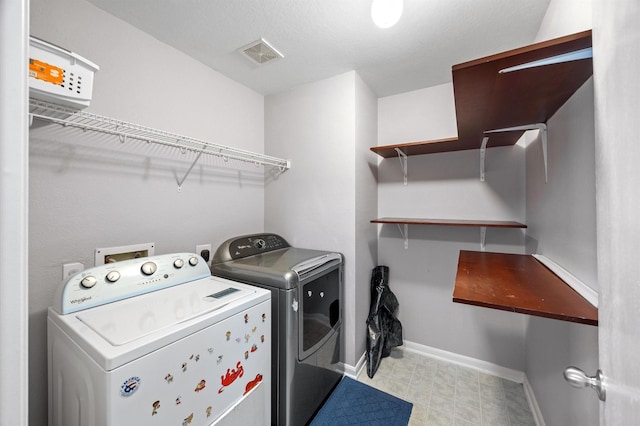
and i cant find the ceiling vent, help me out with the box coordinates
[239,38,283,65]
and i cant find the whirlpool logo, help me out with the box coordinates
[120,376,141,397]
[70,296,92,305]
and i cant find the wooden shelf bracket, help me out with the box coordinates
[483,123,548,183]
[394,148,408,185]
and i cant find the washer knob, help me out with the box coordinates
[254,239,266,250]
[80,276,97,289]
[141,261,157,276]
[188,256,199,266]
[174,258,185,269]
[106,271,121,283]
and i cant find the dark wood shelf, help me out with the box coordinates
[371,217,526,228]
[371,30,593,157]
[453,250,598,326]
[370,137,459,158]
[453,29,593,150]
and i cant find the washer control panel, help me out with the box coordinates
[54,253,211,314]
[214,233,290,262]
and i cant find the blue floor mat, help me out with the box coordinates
[310,376,413,426]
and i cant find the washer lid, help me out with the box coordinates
[76,278,254,346]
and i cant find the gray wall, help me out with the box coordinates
[354,74,379,364]
[524,82,599,424]
[30,1,266,425]
[377,84,527,371]
[524,1,599,424]
[264,71,378,368]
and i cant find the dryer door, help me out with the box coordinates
[297,262,341,361]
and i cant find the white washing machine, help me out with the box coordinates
[48,252,271,426]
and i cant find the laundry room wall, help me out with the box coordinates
[376,83,528,371]
[264,71,378,370]
[524,0,599,424]
[30,0,268,425]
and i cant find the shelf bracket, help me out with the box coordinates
[176,145,206,191]
[480,226,487,251]
[483,123,548,183]
[499,47,592,74]
[479,136,489,182]
[397,223,409,250]
[395,148,408,185]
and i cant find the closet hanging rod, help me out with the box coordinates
[28,98,291,171]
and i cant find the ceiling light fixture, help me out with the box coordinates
[371,0,403,29]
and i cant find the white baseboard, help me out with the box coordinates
[342,351,366,379]
[523,376,546,426]
[402,340,525,383]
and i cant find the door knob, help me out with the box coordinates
[563,366,606,401]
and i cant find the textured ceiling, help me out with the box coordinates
[86,0,551,97]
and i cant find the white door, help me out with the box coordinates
[0,0,29,425]
[593,0,640,423]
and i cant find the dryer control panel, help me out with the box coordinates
[212,233,290,262]
[53,253,211,314]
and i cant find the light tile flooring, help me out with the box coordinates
[356,349,536,426]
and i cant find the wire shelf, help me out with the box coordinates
[28,99,291,172]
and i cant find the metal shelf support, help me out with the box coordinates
[395,148,408,185]
[483,123,548,183]
[480,226,487,251]
[397,224,409,250]
[480,136,489,182]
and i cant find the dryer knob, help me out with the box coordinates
[141,261,157,276]
[80,275,97,289]
[173,258,185,269]
[188,256,199,266]
[106,271,121,283]
[254,239,266,250]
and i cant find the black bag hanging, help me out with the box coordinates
[365,265,403,378]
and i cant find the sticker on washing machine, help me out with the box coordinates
[182,412,194,425]
[262,313,266,322]
[218,361,244,393]
[244,313,249,323]
[206,406,212,418]
[243,373,263,396]
[225,331,231,341]
[194,379,206,392]
[151,400,160,416]
[120,376,141,397]
[165,373,174,383]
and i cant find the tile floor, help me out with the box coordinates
[356,349,536,426]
